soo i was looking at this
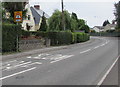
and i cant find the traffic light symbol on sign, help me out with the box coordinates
[16,15,21,18]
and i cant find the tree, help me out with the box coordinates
[80,25,90,33]
[48,10,71,31]
[78,19,86,30]
[114,1,120,29]
[103,20,110,26]
[70,18,78,32]
[2,2,27,23]
[39,15,48,31]
[71,12,78,21]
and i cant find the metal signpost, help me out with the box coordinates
[14,11,22,52]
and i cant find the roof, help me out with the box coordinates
[30,7,41,25]
[105,24,116,27]
[33,7,49,18]
[30,6,49,25]
[93,26,104,29]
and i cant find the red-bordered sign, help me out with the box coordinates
[14,11,22,23]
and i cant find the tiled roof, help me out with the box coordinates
[30,6,49,25]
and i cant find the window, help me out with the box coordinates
[28,15,30,20]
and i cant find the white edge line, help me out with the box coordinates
[50,55,74,63]
[0,67,36,80]
[97,55,119,86]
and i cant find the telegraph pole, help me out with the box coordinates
[61,0,65,30]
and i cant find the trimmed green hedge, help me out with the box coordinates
[72,32,90,43]
[20,31,90,46]
[47,31,73,46]
[2,24,21,52]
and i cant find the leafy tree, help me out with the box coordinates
[114,1,120,29]
[78,19,86,30]
[103,20,110,26]
[48,10,71,31]
[39,15,48,31]
[64,10,71,30]
[80,25,90,33]
[71,12,78,21]
[2,2,27,23]
[70,18,78,32]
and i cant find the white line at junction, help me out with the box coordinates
[0,67,36,80]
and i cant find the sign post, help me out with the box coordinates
[14,11,22,52]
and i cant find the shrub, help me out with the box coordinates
[73,32,90,43]
[2,23,21,52]
[47,31,72,46]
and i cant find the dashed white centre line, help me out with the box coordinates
[0,67,36,80]
[50,55,74,63]
[94,46,100,49]
[80,49,91,54]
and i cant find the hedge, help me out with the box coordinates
[73,32,90,43]
[2,24,21,52]
[47,31,73,46]
[20,31,90,46]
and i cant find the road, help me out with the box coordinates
[0,37,119,86]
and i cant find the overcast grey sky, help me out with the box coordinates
[30,0,119,27]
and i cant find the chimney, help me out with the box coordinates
[34,5,40,10]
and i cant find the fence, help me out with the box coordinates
[90,32,120,37]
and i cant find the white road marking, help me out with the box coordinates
[100,44,105,47]
[27,56,32,58]
[33,57,39,59]
[42,58,46,60]
[0,67,36,80]
[97,55,119,86]
[80,49,91,54]
[94,46,100,49]
[4,61,32,71]
[50,55,74,63]
[7,64,11,66]
[21,62,42,67]
[3,60,17,64]
[19,61,24,63]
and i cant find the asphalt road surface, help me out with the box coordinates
[0,37,119,86]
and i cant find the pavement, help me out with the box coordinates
[0,36,119,86]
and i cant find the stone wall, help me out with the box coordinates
[19,38,50,51]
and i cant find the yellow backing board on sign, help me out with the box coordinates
[14,11,22,23]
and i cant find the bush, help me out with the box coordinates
[2,24,21,52]
[47,31,73,46]
[73,32,90,43]
[21,30,31,37]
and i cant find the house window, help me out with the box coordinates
[28,15,30,20]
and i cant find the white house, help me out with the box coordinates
[92,26,104,32]
[22,4,49,31]
[104,24,116,31]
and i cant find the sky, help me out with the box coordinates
[29,0,120,27]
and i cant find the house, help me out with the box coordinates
[104,24,116,31]
[92,26,104,32]
[22,4,49,31]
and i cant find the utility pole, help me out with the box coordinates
[61,0,65,30]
